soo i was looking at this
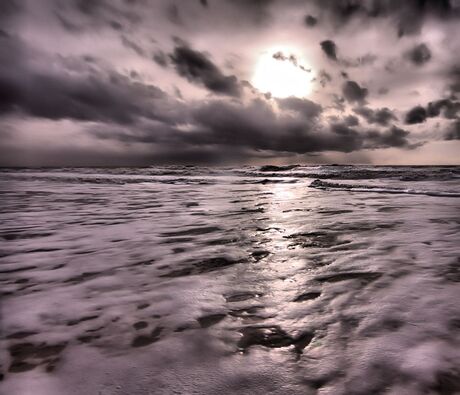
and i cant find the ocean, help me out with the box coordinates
[1,165,459,394]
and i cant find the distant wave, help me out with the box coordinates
[258,165,300,172]
[1,165,459,185]
[309,179,460,198]
[254,165,460,181]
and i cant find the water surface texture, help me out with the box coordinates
[1,165,459,395]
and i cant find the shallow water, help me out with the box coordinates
[1,166,459,394]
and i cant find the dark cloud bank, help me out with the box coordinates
[0,0,459,166]
[169,44,241,97]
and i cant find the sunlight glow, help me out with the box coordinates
[252,49,313,98]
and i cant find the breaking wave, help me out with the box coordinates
[309,179,460,198]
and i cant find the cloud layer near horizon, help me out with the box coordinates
[0,0,459,166]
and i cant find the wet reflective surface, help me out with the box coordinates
[1,166,459,394]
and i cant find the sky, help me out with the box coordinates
[0,0,459,166]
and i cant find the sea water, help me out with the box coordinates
[1,165,459,394]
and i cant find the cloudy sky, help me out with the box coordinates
[1,0,459,166]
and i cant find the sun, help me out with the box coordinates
[252,48,314,98]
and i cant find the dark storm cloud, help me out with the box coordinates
[405,106,427,124]
[162,99,413,155]
[427,99,460,119]
[304,15,318,27]
[276,97,323,118]
[394,0,457,37]
[365,126,411,148]
[320,40,338,61]
[427,100,448,117]
[328,122,363,151]
[94,97,347,155]
[169,44,241,97]
[405,99,460,124]
[2,27,410,160]
[405,43,431,66]
[342,81,368,104]
[344,115,360,126]
[189,99,364,153]
[313,0,459,36]
[445,120,460,140]
[0,34,173,124]
[331,122,413,151]
[445,103,460,119]
[354,106,397,126]
[2,0,455,166]
[90,96,415,158]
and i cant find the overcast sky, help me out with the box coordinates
[1,0,459,166]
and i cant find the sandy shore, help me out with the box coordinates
[1,166,459,394]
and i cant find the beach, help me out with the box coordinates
[1,165,459,394]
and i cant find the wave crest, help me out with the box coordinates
[309,179,460,198]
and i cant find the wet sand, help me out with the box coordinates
[1,166,459,394]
